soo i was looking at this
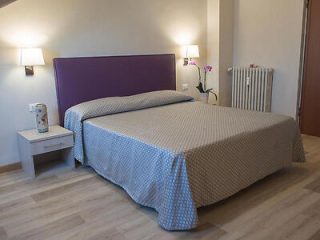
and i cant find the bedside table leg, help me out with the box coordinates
[63,148,75,169]
[23,157,36,178]
[18,137,36,178]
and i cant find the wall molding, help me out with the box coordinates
[0,162,21,174]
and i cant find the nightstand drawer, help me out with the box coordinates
[31,135,73,155]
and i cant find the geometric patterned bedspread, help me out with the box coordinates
[65,91,305,230]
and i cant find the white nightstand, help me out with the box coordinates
[17,125,75,178]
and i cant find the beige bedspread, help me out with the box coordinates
[86,101,305,209]
[66,90,305,230]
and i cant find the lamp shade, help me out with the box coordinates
[182,45,200,58]
[20,48,45,66]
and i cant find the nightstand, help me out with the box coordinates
[17,125,75,178]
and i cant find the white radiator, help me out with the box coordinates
[231,67,273,112]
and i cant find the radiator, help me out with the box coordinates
[231,67,273,112]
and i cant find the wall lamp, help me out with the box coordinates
[20,48,45,76]
[182,45,199,66]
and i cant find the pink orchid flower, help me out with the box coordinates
[189,60,197,66]
[204,65,213,72]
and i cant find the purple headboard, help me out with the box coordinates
[54,54,176,125]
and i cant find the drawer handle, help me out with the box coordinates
[44,143,64,149]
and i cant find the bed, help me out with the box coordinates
[54,54,305,231]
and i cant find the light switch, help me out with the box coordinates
[28,103,40,112]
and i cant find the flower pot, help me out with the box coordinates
[199,93,209,104]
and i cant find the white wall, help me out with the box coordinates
[207,0,220,103]
[207,0,234,106]
[219,0,234,107]
[233,0,304,118]
[0,0,207,165]
[0,0,306,166]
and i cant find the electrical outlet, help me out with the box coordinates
[28,103,40,112]
[182,83,189,91]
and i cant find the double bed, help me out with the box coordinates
[54,54,305,231]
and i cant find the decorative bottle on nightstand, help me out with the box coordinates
[35,104,49,133]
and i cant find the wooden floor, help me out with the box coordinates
[0,135,320,240]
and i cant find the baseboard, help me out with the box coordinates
[0,162,22,174]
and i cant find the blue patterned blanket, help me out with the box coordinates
[65,90,305,230]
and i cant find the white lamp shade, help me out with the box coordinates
[20,48,45,66]
[182,45,200,58]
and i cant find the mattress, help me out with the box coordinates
[65,90,305,230]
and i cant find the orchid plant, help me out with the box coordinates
[189,60,218,101]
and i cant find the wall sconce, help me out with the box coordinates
[20,48,45,76]
[182,45,199,66]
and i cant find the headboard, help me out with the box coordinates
[53,54,176,125]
